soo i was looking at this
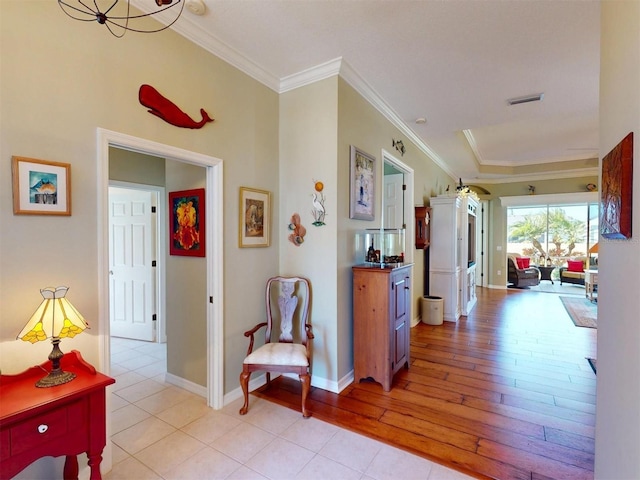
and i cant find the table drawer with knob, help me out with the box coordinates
[8,400,85,457]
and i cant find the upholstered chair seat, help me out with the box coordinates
[243,343,308,367]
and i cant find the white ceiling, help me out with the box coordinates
[141,0,601,184]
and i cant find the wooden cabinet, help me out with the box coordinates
[414,206,431,249]
[0,351,115,480]
[353,264,412,391]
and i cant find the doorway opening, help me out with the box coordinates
[381,149,414,250]
[98,128,224,410]
[381,149,415,323]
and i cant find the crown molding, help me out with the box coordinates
[467,167,599,185]
[129,2,281,89]
[464,129,598,167]
[338,60,455,179]
[168,15,281,92]
[279,57,343,93]
[162,16,591,185]
[500,191,598,207]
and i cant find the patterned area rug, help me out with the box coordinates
[560,296,597,328]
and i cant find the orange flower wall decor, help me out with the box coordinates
[169,188,205,257]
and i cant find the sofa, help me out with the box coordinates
[559,256,591,286]
[507,253,540,288]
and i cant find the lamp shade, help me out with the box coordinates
[17,286,88,344]
[589,243,599,254]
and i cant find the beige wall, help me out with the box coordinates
[595,1,640,476]
[337,78,454,382]
[279,77,339,385]
[109,147,166,186]
[278,76,456,389]
[165,161,207,386]
[0,1,280,403]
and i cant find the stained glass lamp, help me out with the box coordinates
[17,286,89,387]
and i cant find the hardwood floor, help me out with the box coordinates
[254,287,597,479]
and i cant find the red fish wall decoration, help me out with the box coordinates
[138,84,214,129]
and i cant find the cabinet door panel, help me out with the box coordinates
[391,272,410,373]
[394,319,407,369]
[393,275,409,319]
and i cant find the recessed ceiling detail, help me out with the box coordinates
[162,1,600,182]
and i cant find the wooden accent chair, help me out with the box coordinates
[239,276,314,418]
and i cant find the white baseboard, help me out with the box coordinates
[165,372,207,398]
[336,370,354,393]
[488,283,508,289]
[223,372,269,406]
[223,370,353,407]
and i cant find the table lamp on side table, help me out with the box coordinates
[16,286,89,388]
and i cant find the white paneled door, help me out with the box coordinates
[109,187,157,341]
[384,173,404,229]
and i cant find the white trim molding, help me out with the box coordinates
[97,128,225,411]
[500,192,598,207]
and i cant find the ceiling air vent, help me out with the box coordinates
[507,93,544,106]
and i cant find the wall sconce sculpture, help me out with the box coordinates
[288,213,306,246]
[392,139,405,156]
[311,180,326,226]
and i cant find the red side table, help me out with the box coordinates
[0,350,115,479]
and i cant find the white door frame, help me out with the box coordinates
[97,128,225,409]
[475,199,489,288]
[381,149,415,323]
[381,149,414,263]
[109,181,166,343]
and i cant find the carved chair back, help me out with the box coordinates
[264,276,311,346]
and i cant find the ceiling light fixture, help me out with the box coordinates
[507,93,544,106]
[58,0,185,37]
[415,117,427,125]
[186,0,206,15]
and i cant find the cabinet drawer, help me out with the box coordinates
[10,401,83,456]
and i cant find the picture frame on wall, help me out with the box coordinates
[239,187,271,248]
[601,132,633,239]
[169,188,205,256]
[349,145,376,221]
[12,156,71,216]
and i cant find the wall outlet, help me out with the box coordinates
[497,270,501,276]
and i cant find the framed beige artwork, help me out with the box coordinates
[239,187,271,247]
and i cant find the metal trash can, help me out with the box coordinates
[421,296,444,325]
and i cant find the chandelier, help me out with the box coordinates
[58,0,185,37]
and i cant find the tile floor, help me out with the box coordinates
[107,337,474,480]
